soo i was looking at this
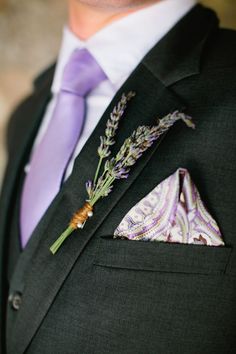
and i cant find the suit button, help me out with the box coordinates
[8,292,22,311]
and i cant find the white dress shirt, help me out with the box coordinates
[26,0,196,180]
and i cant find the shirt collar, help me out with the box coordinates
[52,0,197,94]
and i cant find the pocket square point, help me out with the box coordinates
[114,168,224,247]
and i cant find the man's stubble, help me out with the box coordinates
[75,0,161,11]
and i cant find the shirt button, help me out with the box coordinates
[8,292,22,311]
[24,164,31,174]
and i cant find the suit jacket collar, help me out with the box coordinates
[4,5,219,353]
[34,5,219,91]
[143,4,219,86]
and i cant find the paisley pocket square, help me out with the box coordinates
[114,168,224,246]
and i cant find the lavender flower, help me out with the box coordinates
[93,91,136,189]
[97,91,136,159]
[107,111,195,180]
[85,180,94,199]
[89,110,194,205]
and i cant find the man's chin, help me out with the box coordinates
[75,0,159,11]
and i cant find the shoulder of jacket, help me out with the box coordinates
[202,27,236,69]
[33,62,56,90]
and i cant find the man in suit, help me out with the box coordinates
[0,0,236,352]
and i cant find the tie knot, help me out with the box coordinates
[61,48,107,97]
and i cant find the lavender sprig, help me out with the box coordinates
[92,91,136,190]
[89,111,195,205]
[50,95,195,254]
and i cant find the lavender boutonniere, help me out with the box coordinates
[50,92,195,254]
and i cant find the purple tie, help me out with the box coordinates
[20,48,107,248]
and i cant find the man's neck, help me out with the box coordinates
[68,0,158,40]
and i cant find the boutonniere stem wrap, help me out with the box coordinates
[50,92,195,254]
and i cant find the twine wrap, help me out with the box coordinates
[69,202,93,229]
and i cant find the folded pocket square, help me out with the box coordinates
[114,168,224,246]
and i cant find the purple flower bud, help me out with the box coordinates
[86,180,94,197]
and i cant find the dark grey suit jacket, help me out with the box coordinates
[0,4,236,354]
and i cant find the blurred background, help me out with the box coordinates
[0,0,236,184]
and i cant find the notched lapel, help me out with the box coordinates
[0,69,53,338]
[0,70,53,253]
[143,4,219,86]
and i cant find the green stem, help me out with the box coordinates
[50,225,74,254]
[90,175,115,205]
[93,156,103,186]
[120,152,132,167]
[92,167,109,198]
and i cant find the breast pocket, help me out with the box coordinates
[94,235,232,275]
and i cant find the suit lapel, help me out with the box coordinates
[0,69,54,335]
[143,4,218,86]
[7,5,218,353]
[0,65,54,248]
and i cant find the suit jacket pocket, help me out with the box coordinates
[94,236,232,275]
